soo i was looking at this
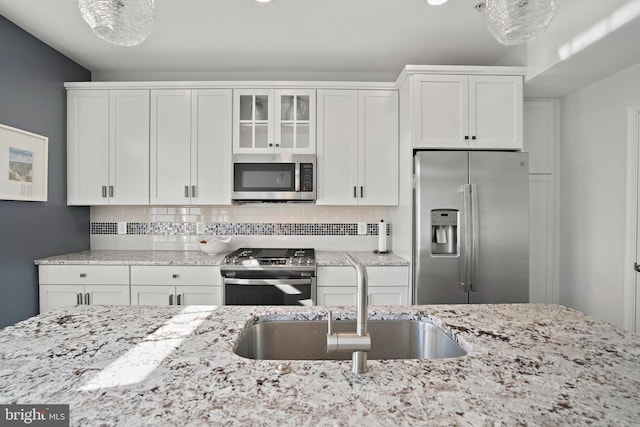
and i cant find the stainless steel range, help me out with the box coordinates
[220,248,316,306]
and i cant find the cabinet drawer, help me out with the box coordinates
[39,265,129,285]
[130,266,221,285]
[318,266,409,287]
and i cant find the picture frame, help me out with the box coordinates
[0,123,48,202]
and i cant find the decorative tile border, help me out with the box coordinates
[91,222,391,236]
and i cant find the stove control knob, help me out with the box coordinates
[306,259,314,265]
[232,257,240,264]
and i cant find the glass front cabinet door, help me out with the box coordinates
[233,89,315,154]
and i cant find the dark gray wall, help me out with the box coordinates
[0,16,91,328]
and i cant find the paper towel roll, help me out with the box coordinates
[378,220,387,253]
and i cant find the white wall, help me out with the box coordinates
[559,61,640,328]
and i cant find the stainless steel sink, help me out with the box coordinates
[233,319,467,360]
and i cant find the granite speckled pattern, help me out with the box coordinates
[34,250,227,266]
[316,251,409,267]
[34,250,409,267]
[1,304,638,426]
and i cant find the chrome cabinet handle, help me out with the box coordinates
[177,294,182,306]
[191,185,196,198]
[184,186,189,198]
[77,293,82,305]
[169,294,174,305]
[172,274,178,279]
[79,273,86,278]
[360,186,364,198]
[109,185,114,197]
[471,136,477,140]
[353,186,357,198]
[84,293,90,305]
[102,186,107,198]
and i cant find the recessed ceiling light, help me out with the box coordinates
[255,0,274,3]
[427,0,449,5]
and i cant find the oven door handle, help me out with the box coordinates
[224,278,312,286]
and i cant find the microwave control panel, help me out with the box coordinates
[301,163,314,192]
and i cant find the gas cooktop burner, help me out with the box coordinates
[221,248,316,270]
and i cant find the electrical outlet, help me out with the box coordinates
[117,222,127,235]
[357,222,367,235]
[196,222,205,235]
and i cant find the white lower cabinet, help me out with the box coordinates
[38,265,130,312]
[130,266,222,306]
[316,265,409,306]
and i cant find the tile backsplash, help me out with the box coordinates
[91,205,392,252]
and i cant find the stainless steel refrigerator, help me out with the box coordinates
[414,151,529,304]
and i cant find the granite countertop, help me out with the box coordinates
[34,250,409,267]
[1,304,638,426]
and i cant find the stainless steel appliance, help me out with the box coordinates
[414,151,529,304]
[232,154,315,202]
[220,248,316,305]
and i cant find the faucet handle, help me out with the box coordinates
[327,310,333,335]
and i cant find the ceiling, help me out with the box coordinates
[2,0,640,94]
[0,0,513,81]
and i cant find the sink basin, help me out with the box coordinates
[233,319,467,360]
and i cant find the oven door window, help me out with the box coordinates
[234,163,295,192]
[225,282,312,306]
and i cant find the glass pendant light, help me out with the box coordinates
[78,0,155,47]
[485,0,561,46]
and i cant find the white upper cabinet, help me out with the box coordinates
[524,99,556,174]
[67,89,150,205]
[151,89,232,205]
[412,74,523,150]
[233,89,315,154]
[317,90,398,206]
[191,89,233,205]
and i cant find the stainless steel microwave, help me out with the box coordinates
[232,154,316,202]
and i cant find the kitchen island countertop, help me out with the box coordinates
[0,304,638,426]
[34,250,409,267]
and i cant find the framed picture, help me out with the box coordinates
[0,123,48,202]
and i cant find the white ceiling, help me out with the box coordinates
[2,0,640,95]
[0,0,513,81]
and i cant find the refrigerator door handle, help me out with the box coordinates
[459,184,473,292]
[470,183,479,292]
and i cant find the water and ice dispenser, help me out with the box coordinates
[431,209,458,256]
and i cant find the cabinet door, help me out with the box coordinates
[275,89,316,154]
[317,286,357,306]
[39,284,85,313]
[368,287,408,305]
[469,75,523,150]
[316,90,358,205]
[130,285,175,306]
[67,90,109,205]
[176,285,222,305]
[109,90,150,204]
[358,91,399,206]
[529,175,554,303]
[524,100,555,174]
[191,89,232,205]
[150,89,192,204]
[233,89,275,153]
[85,284,131,305]
[412,75,468,149]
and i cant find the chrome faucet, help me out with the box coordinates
[326,252,371,374]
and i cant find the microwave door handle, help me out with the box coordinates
[295,162,300,192]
